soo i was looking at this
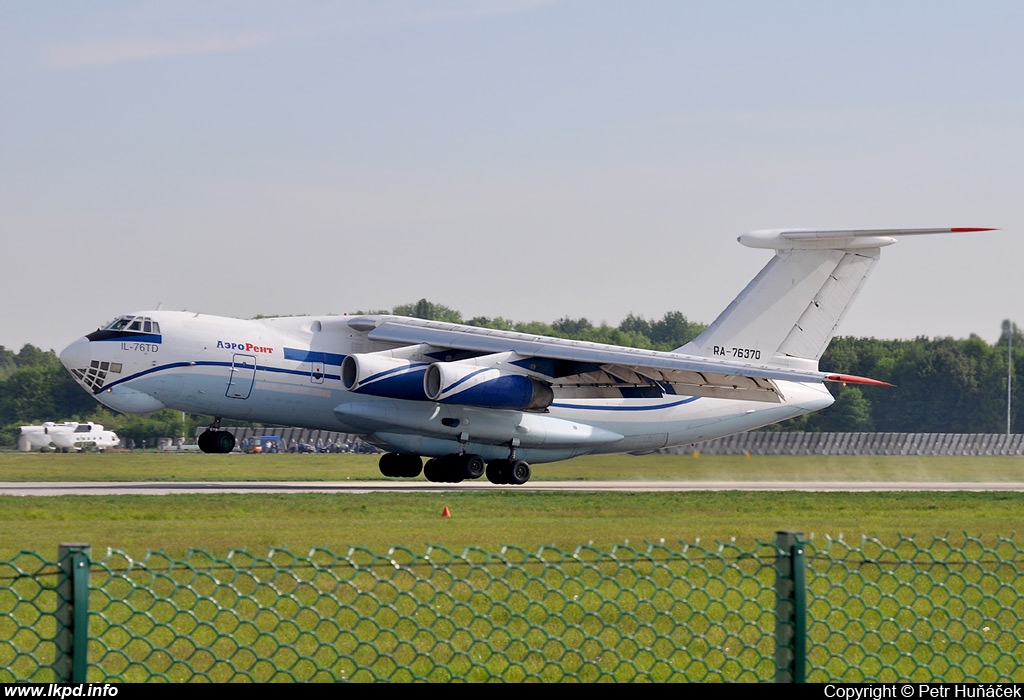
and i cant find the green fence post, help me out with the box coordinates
[774,531,807,683]
[56,544,91,683]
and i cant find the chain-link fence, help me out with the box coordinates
[2,533,1022,682]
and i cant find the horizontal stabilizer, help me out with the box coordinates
[740,227,996,251]
[781,227,994,238]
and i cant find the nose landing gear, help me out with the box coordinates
[197,418,235,454]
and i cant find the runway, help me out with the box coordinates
[2,480,1023,496]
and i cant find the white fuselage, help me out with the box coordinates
[60,310,834,464]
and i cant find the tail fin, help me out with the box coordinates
[678,228,994,371]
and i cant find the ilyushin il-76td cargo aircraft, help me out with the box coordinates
[60,227,992,485]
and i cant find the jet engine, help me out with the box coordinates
[423,361,554,411]
[341,353,429,401]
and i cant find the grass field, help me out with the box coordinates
[2,451,1022,558]
[4,449,1024,482]
[3,451,1023,682]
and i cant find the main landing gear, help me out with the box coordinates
[483,458,531,485]
[377,451,532,485]
[197,418,236,454]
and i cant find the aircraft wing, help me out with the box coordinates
[344,316,845,404]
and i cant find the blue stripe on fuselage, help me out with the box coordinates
[96,360,340,394]
[283,348,346,365]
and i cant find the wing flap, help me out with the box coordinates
[609,365,783,403]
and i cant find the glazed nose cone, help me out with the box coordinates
[60,336,91,375]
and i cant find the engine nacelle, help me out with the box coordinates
[424,361,554,411]
[341,353,429,401]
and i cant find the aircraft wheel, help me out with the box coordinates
[379,453,399,477]
[214,431,236,454]
[508,459,531,485]
[443,455,464,483]
[426,455,468,483]
[460,454,486,480]
[400,454,424,477]
[486,459,510,484]
[423,458,442,482]
[198,431,214,453]
[380,453,423,478]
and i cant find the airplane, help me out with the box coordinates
[19,421,120,452]
[59,227,993,484]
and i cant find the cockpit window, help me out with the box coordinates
[101,316,159,334]
[87,315,161,346]
[104,317,132,331]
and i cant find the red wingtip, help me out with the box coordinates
[951,227,997,232]
[826,374,895,387]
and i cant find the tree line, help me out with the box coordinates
[2,304,1021,447]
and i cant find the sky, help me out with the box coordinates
[2,1,1021,354]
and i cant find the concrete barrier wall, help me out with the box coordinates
[662,432,1024,456]
[205,428,1024,456]
[197,427,373,452]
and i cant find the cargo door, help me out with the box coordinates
[226,354,257,399]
